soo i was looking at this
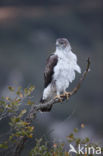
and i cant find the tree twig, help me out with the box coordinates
[13,58,91,156]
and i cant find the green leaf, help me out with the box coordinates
[0,143,8,149]
[76,138,81,145]
[19,109,27,118]
[27,100,34,105]
[68,133,74,139]
[8,86,14,92]
[24,85,35,96]
[74,128,78,133]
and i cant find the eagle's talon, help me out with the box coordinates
[55,95,62,102]
[61,91,71,99]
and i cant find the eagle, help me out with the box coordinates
[40,38,81,111]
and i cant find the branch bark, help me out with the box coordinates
[13,58,91,156]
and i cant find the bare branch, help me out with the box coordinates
[13,58,91,156]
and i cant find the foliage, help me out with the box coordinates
[0,85,102,156]
[0,85,35,120]
[0,85,35,151]
[30,125,103,156]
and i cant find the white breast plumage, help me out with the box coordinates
[42,47,81,102]
[53,49,81,94]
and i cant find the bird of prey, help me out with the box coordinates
[40,38,81,111]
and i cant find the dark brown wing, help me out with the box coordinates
[44,54,58,88]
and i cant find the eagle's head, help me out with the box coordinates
[56,38,71,50]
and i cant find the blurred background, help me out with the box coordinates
[0,0,103,155]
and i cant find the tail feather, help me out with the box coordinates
[40,98,46,103]
[40,98,52,112]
